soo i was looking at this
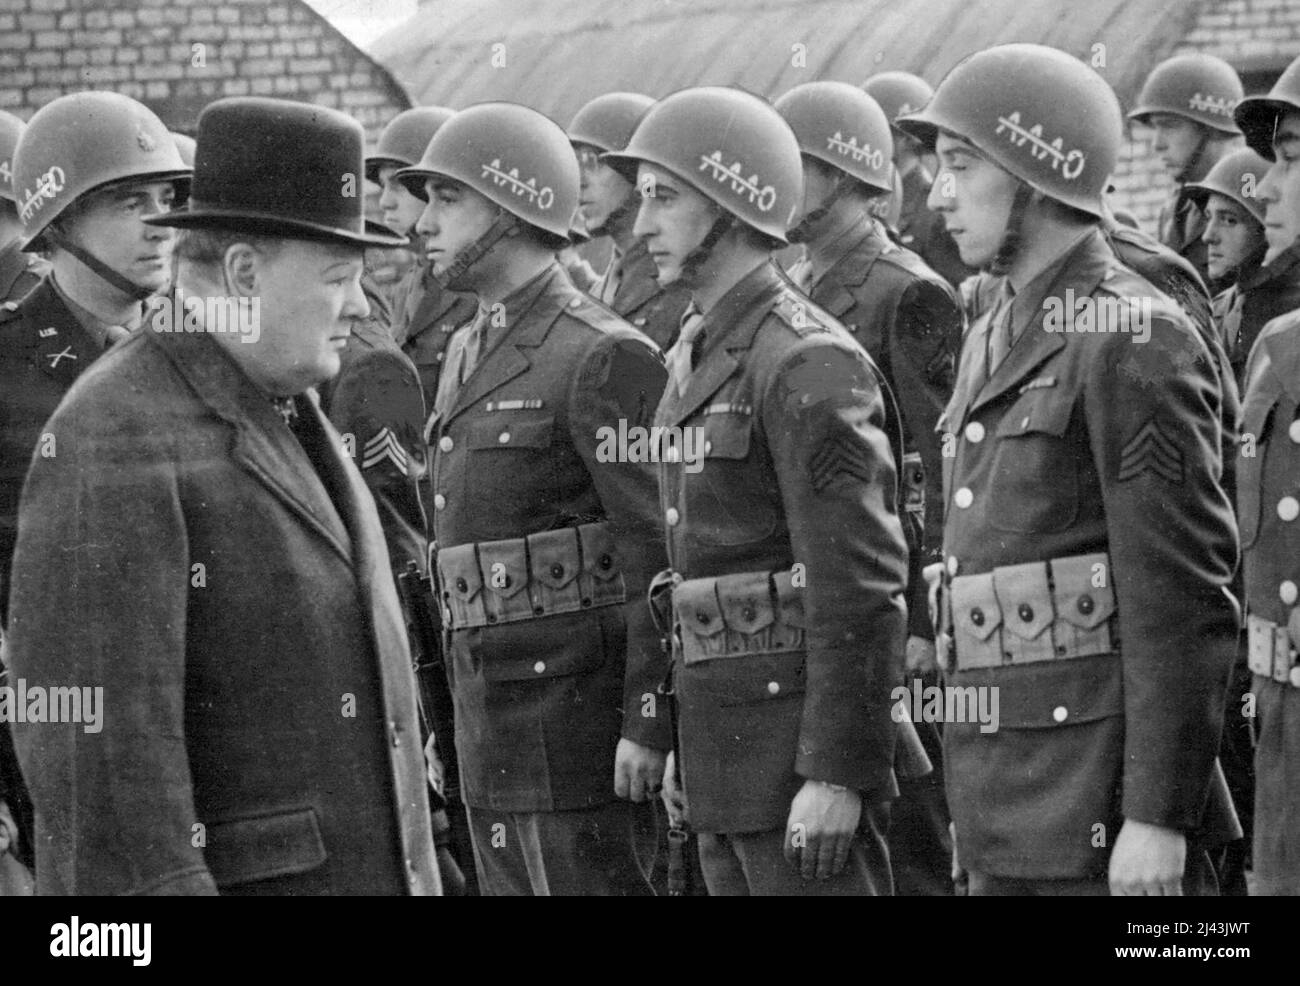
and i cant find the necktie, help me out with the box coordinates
[984,280,1017,381]
[459,304,492,385]
[600,249,622,305]
[666,303,705,396]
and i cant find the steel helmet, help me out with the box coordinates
[568,92,655,154]
[1184,146,1270,223]
[395,101,578,242]
[365,106,456,185]
[0,110,24,205]
[1236,54,1300,160]
[1128,53,1243,134]
[896,44,1122,218]
[13,91,191,249]
[775,81,893,194]
[861,71,934,128]
[605,86,803,244]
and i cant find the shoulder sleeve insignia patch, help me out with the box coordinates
[1117,416,1184,485]
[361,426,410,476]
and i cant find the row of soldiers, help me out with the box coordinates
[0,39,1297,896]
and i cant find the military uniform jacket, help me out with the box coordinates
[590,238,692,353]
[1238,310,1300,892]
[1157,186,1211,291]
[428,263,670,813]
[0,279,106,623]
[319,305,428,581]
[898,165,974,290]
[940,228,1240,879]
[805,218,961,638]
[6,329,439,895]
[391,260,479,406]
[658,260,909,835]
[1213,242,1300,388]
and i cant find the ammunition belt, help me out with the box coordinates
[1247,612,1300,688]
[945,552,1117,671]
[435,522,626,630]
[672,569,805,664]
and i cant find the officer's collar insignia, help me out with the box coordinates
[826,132,885,169]
[481,159,556,211]
[45,345,76,368]
[699,151,777,212]
[1189,93,1237,119]
[994,111,1085,180]
[1018,375,1057,394]
[38,326,57,338]
[136,127,157,153]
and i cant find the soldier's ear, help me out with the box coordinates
[223,242,260,296]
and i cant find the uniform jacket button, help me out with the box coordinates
[1291,667,1300,688]
[1278,496,1299,522]
[1289,418,1300,444]
[533,660,546,673]
[947,556,959,576]
[767,681,780,696]
[433,493,446,510]
[1280,580,1298,605]
[666,507,680,526]
[954,487,973,509]
[1052,706,1068,723]
[964,421,985,443]
[498,431,511,444]
[439,436,453,452]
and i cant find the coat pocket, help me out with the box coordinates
[466,413,554,450]
[987,393,1079,534]
[205,805,327,888]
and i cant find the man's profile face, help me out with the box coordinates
[414,176,501,289]
[631,162,719,285]
[575,143,634,237]
[1258,109,1300,265]
[1201,192,1264,281]
[376,163,426,237]
[1147,114,1204,182]
[63,179,178,295]
[929,133,1018,269]
[246,239,369,395]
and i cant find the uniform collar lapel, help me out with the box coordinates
[613,239,664,314]
[811,220,882,316]
[147,328,354,564]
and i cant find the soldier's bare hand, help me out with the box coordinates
[614,738,667,803]
[784,780,861,881]
[905,635,938,675]
[661,750,687,827]
[1109,819,1186,896]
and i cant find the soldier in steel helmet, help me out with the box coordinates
[608,86,909,895]
[862,71,973,290]
[366,106,477,404]
[398,102,669,895]
[0,111,48,311]
[1129,53,1246,289]
[1230,57,1300,895]
[775,80,961,895]
[569,92,691,353]
[899,44,1240,895]
[6,97,440,894]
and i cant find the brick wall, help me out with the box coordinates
[0,0,410,142]
[1112,0,1300,235]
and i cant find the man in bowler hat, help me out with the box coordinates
[6,97,440,895]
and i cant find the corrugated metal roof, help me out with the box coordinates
[371,0,1213,124]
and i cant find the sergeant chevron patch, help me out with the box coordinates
[809,434,875,493]
[362,427,409,475]
[1118,417,1183,485]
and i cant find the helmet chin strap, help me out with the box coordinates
[787,173,848,245]
[588,191,639,240]
[988,181,1035,278]
[45,224,157,302]
[434,210,518,290]
[1177,128,1212,186]
[671,212,734,285]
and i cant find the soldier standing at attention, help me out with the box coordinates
[862,71,973,289]
[569,92,692,353]
[775,81,961,896]
[1232,56,1300,895]
[1128,54,1245,290]
[607,87,909,896]
[366,106,477,403]
[898,44,1240,895]
[0,111,48,310]
[398,102,670,895]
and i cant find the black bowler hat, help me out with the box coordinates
[145,97,405,247]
